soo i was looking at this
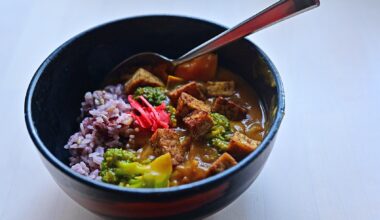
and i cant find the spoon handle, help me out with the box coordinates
[175,0,320,65]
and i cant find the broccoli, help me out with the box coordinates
[206,113,232,152]
[166,105,177,127]
[134,86,167,106]
[100,148,137,184]
[100,148,172,188]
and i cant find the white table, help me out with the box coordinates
[1,0,379,219]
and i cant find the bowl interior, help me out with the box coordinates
[27,15,282,175]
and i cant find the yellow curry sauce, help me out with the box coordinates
[66,53,267,188]
[132,68,266,186]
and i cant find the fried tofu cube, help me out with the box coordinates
[206,81,235,97]
[212,97,247,120]
[196,82,207,95]
[124,68,165,94]
[168,81,206,103]
[206,153,237,176]
[150,128,184,165]
[183,110,213,138]
[176,92,211,118]
[227,132,260,161]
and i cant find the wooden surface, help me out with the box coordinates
[1,0,379,219]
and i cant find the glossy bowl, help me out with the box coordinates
[25,15,285,220]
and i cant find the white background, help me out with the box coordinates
[1,0,379,219]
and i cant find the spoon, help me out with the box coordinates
[106,0,320,83]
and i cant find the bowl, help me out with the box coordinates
[25,15,285,220]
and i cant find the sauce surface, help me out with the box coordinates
[136,68,266,186]
[66,53,267,188]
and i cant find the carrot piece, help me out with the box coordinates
[174,53,217,81]
[166,75,185,89]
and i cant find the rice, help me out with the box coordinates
[64,84,135,179]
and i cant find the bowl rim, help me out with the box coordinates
[24,15,285,194]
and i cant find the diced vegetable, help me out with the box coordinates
[134,86,167,106]
[100,148,172,188]
[166,105,177,127]
[100,148,137,184]
[210,138,229,151]
[211,112,230,128]
[143,153,173,188]
[166,75,185,89]
[206,113,232,152]
[174,53,218,81]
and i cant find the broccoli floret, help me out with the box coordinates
[100,149,172,188]
[102,148,137,167]
[166,105,177,127]
[134,86,167,106]
[210,138,229,151]
[207,113,232,152]
[211,112,230,128]
[100,148,137,184]
[124,176,145,188]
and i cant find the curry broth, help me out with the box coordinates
[134,68,266,186]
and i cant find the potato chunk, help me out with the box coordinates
[227,132,260,161]
[212,97,247,120]
[206,81,235,97]
[183,110,213,138]
[166,75,185,89]
[174,53,218,81]
[176,92,211,118]
[206,153,237,176]
[124,68,164,94]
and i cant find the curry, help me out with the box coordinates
[65,53,266,188]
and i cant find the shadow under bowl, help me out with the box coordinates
[25,15,285,220]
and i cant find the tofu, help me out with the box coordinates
[212,97,247,120]
[168,81,206,103]
[196,82,207,95]
[183,110,213,138]
[124,68,165,94]
[206,81,235,97]
[227,132,260,161]
[206,153,237,176]
[150,128,184,165]
[176,92,211,118]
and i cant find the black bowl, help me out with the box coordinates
[25,15,285,220]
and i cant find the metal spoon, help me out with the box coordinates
[106,0,320,83]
